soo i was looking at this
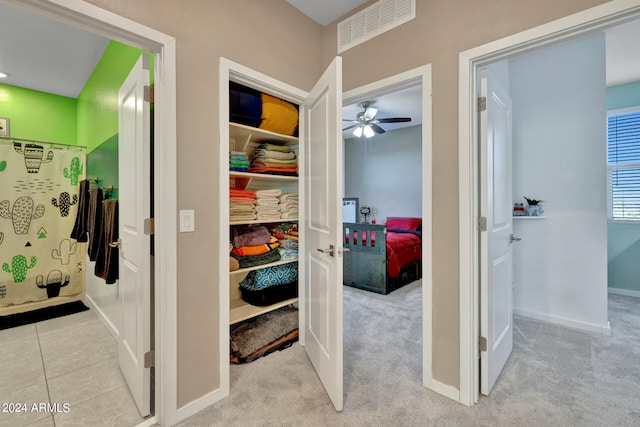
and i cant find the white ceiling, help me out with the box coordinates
[0,2,109,98]
[286,0,367,25]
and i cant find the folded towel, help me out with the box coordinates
[255,189,282,198]
[230,213,257,222]
[262,143,291,153]
[230,204,255,212]
[279,194,298,203]
[256,197,280,206]
[252,149,296,160]
[229,197,256,205]
[261,157,297,165]
[256,211,282,221]
[230,187,256,198]
[279,202,298,213]
[278,248,298,261]
[279,239,299,250]
[251,160,298,170]
[281,212,298,219]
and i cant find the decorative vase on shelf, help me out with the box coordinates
[524,196,544,216]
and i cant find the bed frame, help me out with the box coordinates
[343,222,421,295]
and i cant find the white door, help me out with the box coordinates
[302,56,344,411]
[479,70,513,395]
[118,55,151,416]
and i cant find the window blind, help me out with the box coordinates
[607,110,640,222]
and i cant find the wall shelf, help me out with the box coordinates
[513,216,547,220]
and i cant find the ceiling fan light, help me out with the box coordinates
[363,124,375,138]
[353,126,363,138]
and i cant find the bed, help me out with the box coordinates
[343,217,422,295]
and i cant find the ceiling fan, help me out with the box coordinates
[343,101,411,138]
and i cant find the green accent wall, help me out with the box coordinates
[0,83,77,144]
[77,40,149,153]
[607,80,640,293]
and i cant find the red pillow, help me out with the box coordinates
[386,217,422,231]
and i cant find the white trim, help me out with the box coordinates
[459,0,640,408]
[218,57,308,408]
[424,378,460,402]
[514,309,612,336]
[608,287,640,298]
[343,64,434,391]
[175,386,228,423]
[84,293,119,339]
[11,1,178,424]
[134,416,158,427]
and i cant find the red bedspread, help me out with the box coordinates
[346,231,421,278]
[386,232,421,278]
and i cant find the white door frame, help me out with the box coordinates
[343,64,436,393]
[458,0,640,407]
[9,1,178,424]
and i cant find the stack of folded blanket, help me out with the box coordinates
[255,189,282,221]
[271,223,298,261]
[231,225,281,269]
[250,143,298,176]
[279,193,298,219]
[230,187,256,222]
[229,151,250,172]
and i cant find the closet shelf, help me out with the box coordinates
[230,297,298,325]
[513,216,547,220]
[230,171,298,190]
[230,258,298,276]
[231,218,298,226]
[230,122,298,145]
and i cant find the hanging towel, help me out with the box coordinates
[70,179,90,242]
[95,199,119,284]
[87,188,104,261]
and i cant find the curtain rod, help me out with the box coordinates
[0,136,87,150]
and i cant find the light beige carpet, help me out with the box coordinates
[178,282,640,426]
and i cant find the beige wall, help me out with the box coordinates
[321,0,609,388]
[84,0,324,407]
[84,0,611,410]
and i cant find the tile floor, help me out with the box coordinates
[0,307,144,427]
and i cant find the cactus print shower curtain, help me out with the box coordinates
[0,140,86,307]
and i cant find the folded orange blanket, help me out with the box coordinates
[230,187,256,198]
[231,239,280,256]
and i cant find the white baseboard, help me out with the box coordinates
[425,378,460,403]
[514,308,611,336]
[84,294,119,339]
[134,416,157,427]
[175,386,227,424]
[608,287,640,298]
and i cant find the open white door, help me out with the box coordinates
[302,56,344,411]
[118,55,151,416]
[479,69,513,395]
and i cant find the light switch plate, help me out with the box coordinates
[180,210,195,232]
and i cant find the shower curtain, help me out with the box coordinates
[0,140,86,309]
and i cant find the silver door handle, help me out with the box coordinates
[509,234,521,243]
[317,245,334,256]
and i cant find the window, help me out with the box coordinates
[607,107,640,222]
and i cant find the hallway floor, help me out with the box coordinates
[0,306,143,427]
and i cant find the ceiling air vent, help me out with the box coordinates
[337,0,415,53]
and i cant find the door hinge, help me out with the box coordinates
[478,216,487,232]
[144,350,155,368]
[478,96,487,112]
[144,218,155,235]
[479,336,487,352]
[144,85,154,103]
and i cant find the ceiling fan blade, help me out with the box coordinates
[343,124,358,131]
[363,107,378,120]
[370,123,386,134]
[377,117,411,123]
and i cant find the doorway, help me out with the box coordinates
[7,1,178,424]
[342,64,435,392]
[458,0,640,406]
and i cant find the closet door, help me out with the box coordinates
[302,56,344,411]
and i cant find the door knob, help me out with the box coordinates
[509,234,521,243]
[109,239,121,248]
[316,245,334,257]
